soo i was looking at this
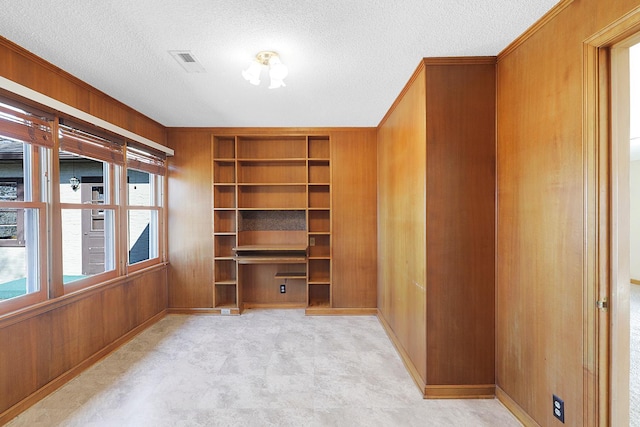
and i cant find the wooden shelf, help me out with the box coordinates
[234,244,308,252]
[237,182,305,186]
[275,272,307,279]
[237,256,307,264]
[214,280,237,285]
[238,158,307,162]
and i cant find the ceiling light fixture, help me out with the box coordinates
[242,51,288,89]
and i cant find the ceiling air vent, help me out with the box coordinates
[169,50,206,73]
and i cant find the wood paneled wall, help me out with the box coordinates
[0,36,171,424]
[330,130,377,308]
[0,36,166,145]
[377,58,495,397]
[167,130,214,309]
[425,61,495,387]
[377,66,428,384]
[496,0,640,425]
[166,128,378,311]
[0,267,168,424]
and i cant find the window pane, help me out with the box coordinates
[62,208,115,283]
[59,151,107,204]
[127,168,153,206]
[0,139,25,195]
[0,208,39,301]
[128,210,157,264]
[0,209,20,241]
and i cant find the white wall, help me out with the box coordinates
[630,44,640,281]
[631,161,640,280]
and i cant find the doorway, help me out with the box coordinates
[584,13,640,426]
[607,33,640,427]
[628,41,640,427]
[80,180,105,275]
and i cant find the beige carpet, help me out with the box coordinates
[631,284,640,426]
[6,310,521,426]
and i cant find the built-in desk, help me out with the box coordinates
[233,245,308,309]
[233,245,308,264]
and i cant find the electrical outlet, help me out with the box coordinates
[309,237,316,246]
[280,284,286,293]
[553,394,564,423]
[221,308,231,315]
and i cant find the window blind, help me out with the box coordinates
[126,144,166,176]
[59,124,124,165]
[0,103,53,148]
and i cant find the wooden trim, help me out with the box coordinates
[496,386,541,427]
[0,76,172,156]
[0,309,166,425]
[304,307,378,316]
[631,279,640,285]
[423,56,497,66]
[166,307,241,315]
[168,127,376,135]
[424,384,495,399]
[0,263,168,329]
[377,61,426,129]
[498,0,575,61]
[377,310,427,395]
[242,302,307,309]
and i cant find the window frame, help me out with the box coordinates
[125,165,164,273]
[0,141,49,312]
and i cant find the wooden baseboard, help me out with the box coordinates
[243,302,307,310]
[376,309,428,395]
[305,307,378,316]
[167,307,240,315]
[425,384,495,399]
[496,386,540,426]
[0,310,166,426]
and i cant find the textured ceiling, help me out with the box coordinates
[0,0,559,128]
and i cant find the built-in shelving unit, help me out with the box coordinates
[306,136,331,311]
[212,136,238,313]
[212,134,331,313]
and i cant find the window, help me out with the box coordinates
[0,102,50,307]
[58,124,121,289]
[126,146,165,269]
[0,97,169,314]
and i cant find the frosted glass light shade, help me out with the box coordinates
[242,61,262,85]
[269,62,288,81]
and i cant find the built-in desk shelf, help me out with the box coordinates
[212,135,331,312]
[233,244,308,264]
